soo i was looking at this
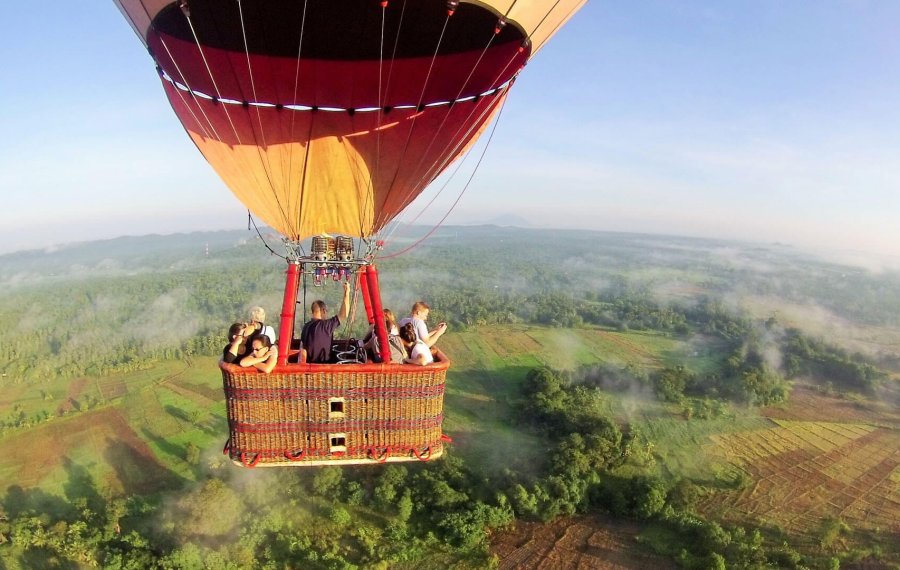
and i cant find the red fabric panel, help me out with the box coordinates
[150,32,528,108]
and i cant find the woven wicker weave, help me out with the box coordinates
[221,350,449,467]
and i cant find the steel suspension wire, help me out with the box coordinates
[167,3,281,232]
[236,0,294,235]
[370,0,410,251]
[378,93,511,260]
[411,55,521,196]
[355,1,391,258]
[376,12,453,224]
[248,212,288,260]
[182,10,245,147]
[378,77,514,247]
[124,3,219,142]
[396,24,502,195]
[286,0,311,232]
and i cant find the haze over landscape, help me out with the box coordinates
[1,2,899,568]
[2,2,900,263]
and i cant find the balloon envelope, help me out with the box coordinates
[115,0,585,240]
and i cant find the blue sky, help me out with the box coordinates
[2,2,899,262]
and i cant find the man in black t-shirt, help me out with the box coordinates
[300,281,351,363]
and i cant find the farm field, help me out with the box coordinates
[699,418,900,552]
[437,325,683,472]
[492,515,677,570]
[761,382,900,429]
[0,358,225,499]
[3,318,898,567]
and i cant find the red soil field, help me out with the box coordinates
[56,377,89,415]
[2,407,178,495]
[493,516,676,570]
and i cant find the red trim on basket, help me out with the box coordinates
[225,384,445,400]
[412,446,432,461]
[285,448,307,461]
[440,433,453,443]
[241,452,261,468]
[234,414,443,434]
[228,438,443,463]
[368,446,391,463]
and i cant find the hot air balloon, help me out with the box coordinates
[114,0,585,466]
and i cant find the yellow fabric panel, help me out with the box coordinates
[466,0,587,54]
[189,132,377,240]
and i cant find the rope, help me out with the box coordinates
[236,0,294,235]
[248,211,288,260]
[376,12,453,226]
[174,3,280,233]
[182,10,245,147]
[379,92,510,260]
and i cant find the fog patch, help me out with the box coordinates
[0,271,43,289]
[16,303,54,332]
[540,329,584,371]
[125,289,202,349]
[95,258,122,271]
[650,279,702,304]
[741,295,891,357]
[754,321,785,371]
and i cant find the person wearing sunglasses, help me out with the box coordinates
[239,335,278,373]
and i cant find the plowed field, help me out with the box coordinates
[700,419,900,542]
[493,516,676,570]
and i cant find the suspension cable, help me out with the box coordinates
[248,211,288,260]
[236,0,293,234]
[378,92,510,260]
[286,0,311,232]
[376,12,453,224]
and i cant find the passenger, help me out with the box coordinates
[245,306,277,345]
[398,301,447,348]
[300,281,351,363]
[223,322,251,364]
[239,335,278,373]
[364,309,407,363]
[399,322,434,366]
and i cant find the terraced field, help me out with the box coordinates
[700,420,900,540]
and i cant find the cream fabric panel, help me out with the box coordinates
[466,0,587,54]
[114,0,171,43]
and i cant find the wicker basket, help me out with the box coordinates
[221,350,449,467]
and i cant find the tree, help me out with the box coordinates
[175,479,243,538]
[312,466,343,497]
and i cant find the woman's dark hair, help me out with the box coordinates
[399,322,417,344]
[228,322,244,339]
[252,335,272,348]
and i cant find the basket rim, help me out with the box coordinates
[221,349,450,375]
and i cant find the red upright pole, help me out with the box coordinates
[358,266,375,324]
[367,264,391,363]
[277,262,300,366]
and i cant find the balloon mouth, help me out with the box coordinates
[148,0,530,110]
[151,0,527,60]
[158,69,513,117]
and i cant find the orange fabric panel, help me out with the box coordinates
[165,82,507,239]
